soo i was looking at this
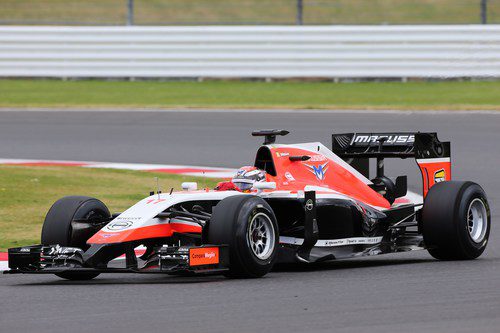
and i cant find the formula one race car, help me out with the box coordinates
[5,130,491,280]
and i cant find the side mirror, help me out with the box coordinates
[181,182,198,191]
[394,176,408,198]
[253,182,276,192]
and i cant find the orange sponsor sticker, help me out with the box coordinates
[189,247,219,266]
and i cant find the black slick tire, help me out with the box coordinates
[208,195,279,278]
[41,196,110,280]
[422,181,490,260]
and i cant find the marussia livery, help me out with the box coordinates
[5,130,491,279]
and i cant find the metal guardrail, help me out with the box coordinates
[0,25,499,78]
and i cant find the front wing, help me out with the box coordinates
[4,244,230,276]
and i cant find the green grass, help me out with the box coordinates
[0,0,498,25]
[0,165,218,251]
[0,80,499,110]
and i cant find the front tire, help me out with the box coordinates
[208,195,279,278]
[422,181,490,260]
[41,196,110,280]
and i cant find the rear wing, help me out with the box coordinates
[332,132,451,196]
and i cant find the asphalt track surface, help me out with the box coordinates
[1,110,499,333]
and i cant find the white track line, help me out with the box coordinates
[0,158,237,178]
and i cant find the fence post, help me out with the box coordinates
[127,0,134,26]
[481,0,488,24]
[296,0,303,25]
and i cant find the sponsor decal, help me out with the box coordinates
[280,236,383,247]
[304,162,329,181]
[434,168,446,183]
[321,237,383,246]
[106,220,133,231]
[305,199,314,211]
[276,152,290,158]
[353,134,415,145]
[285,172,295,182]
[189,247,220,266]
[309,154,327,162]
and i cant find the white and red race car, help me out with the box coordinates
[5,130,491,279]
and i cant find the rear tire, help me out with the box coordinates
[422,181,490,260]
[41,196,110,280]
[208,195,279,278]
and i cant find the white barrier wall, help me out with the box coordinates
[0,25,499,78]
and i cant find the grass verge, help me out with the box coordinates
[0,165,218,251]
[0,80,499,110]
[1,0,499,25]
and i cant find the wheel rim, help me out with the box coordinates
[247,212,275,260]
[467,198,488,243]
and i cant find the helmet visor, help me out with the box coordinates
[232,179,254,191]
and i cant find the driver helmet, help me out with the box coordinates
[232,166,267,192]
